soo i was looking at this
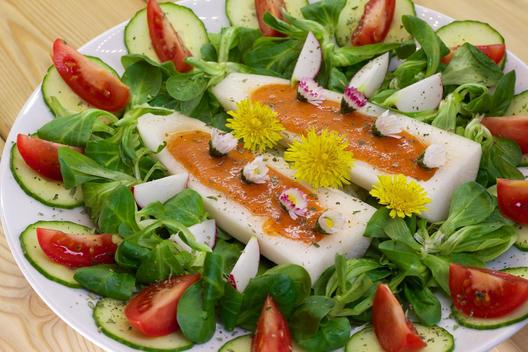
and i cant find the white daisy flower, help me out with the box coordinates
[420,144,446,169]
[279,188,308,220]
[242,156,270,184]
[209,128,238,157]
[341,86,367,113]
[373,110,403,138]
[297,78,324,106]
[317,210,345,234]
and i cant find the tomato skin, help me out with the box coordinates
[255,0,287,37]
[481,116,528,154]
[125,275,200,337]
[36,228,117,268]
[52,39,130,112]
[17,134,65,181]
[146,0,193,72]
[442,44,506,65]
[496,178,528,225]
[372,284,426,352]
[351,0,396,46]
[252,295,292,352]
[449,263,528,318]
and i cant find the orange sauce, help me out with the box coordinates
[167,131,324,243]
[251,84,435,181]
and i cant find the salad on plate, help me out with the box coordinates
[6,0,528,351]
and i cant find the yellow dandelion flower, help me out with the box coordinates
[226,99,285,152]
[370,174,431,218]
[284,129,354,189]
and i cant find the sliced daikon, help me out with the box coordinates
[133,173,189,208]
[229,236,260,292]
[291,32,322,83]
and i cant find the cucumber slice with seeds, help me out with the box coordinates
[225,0,308,28]
[42,56,119,117]
[452,267,528,329]
[436,20,506,68]
[218,334,304,352]
[125,3,208,63]
[94,298,192,352]
[502,267,528,279]
[514,224,528,251]
[20,221,94,288]
[10,143,83,209]
[345,325,454,352]
[336,0,416,47]
[505,90,528,116]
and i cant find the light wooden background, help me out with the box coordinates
[0,0,526,351]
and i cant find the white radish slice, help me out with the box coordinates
[348,53,390,98]
[291,32,322,83]
[170,219,217,252]
[188,219,216,249]
[391,73,443,112]
[133,173,189,208]
[229,236,260,292]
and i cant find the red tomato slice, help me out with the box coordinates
[255,0,287,37]
[147,0,193,72]
[449,263,528,318]
[36,228,117,268]
[441,44,506,65]
[252,295,292,352]
[372,284,426,352]
[125,275,200,337]
[52,39,130,112]
[481,116,528,154]
[497,178,528,225]
[351,0,396,46]
[17,134,65,181]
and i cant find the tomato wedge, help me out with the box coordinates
[252,295,292,352]
[17,134,66,181]
[52,39,130,112]
[255,0,287,37]
[147,0,193,72]
[351,0,395,46]
[125,275,200,337]
[481,116,528,154]
[497,178,528,225]
[372,284,426,352]
[441,44,506,65]
[450,263,528,318]
[36,228,117,268]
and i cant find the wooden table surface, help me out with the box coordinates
[0,0,527,351]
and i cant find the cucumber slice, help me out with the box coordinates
[218,334,304,352]
[10,143,83,209]
[452,267,528,329]
[520,155,528,167]
[436,20,506,67]
[125,3,208,63]
[219,334,252,352]
[453,301,528,330]
[225,0,308,28]
[505,90,528,116]
[345,325,454,352]
[502,267,528,279]
[42,56,119,117]
[94,298,192,352]
[336,0,415,47]
[20,221,94,288]
[514,224,528,251]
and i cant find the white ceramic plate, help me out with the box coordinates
[0,1,527,351]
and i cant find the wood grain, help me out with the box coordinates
[0,1,526,351]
